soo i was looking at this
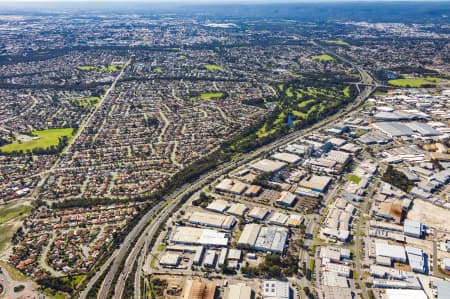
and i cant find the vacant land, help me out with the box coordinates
[323,39,351,46]
[0,203,32,223]
[0,261,28,282]
[153,67,164,73]
[355,129,368,137]
[42,288,68,299]
[62,274,86,289]
[312,54,335,62]
[408,199,450,232]
[0,224,16,251]
[0,128,74,153]
[388,77,446,87]
[0,202,33,251]
[205,64,224,71]
[150,253,159,270]
[373,90,387,97]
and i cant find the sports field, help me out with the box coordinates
[78,64,122,72]
[312,54,335,61]
[99,64,122,71]
[77,65,97,71]
[323,39,351,46]
[0,128,74,153]
[388,77,446,87]
[205,64,224,71]
[191,92,224,100]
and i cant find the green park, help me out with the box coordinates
[204,64,224,71]
[312,54,335,62]
[0,128,74,153]
[388,76,447,87]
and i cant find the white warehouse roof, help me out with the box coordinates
[226,283,252,299]
[250,159,286,173]
[262,280,290,299]
[170,227,229,247]
[375,242,406,262]
[271,152,301,164]
[385,289,428,299]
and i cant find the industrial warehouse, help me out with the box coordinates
[140,88,450,299]
[238,224,289,253]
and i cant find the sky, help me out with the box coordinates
[0,0,448,2]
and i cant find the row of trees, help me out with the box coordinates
[37,277,73,295]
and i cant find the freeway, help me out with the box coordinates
[85,43,377,299]
[96,200,166,299]
[78,252,117,299]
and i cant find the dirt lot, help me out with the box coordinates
[407,199,450,232]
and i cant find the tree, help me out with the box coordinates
[382,165,415,192]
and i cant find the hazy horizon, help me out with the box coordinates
[0,0,449,3]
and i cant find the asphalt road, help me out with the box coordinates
[97,200,166,299]
[354,191,370,299]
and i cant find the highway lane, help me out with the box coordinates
[113,199,180,298]
[133,243,146,299]
[78,252,118,299]
[96,200,166,299]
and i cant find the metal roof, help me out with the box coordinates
[403,220,422,237]
[373,122,415,137]
[375,243,406,261]
[432,280,450,299]
[262,280,290,299]
[226,284,252,299]
[406,122,442,136]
